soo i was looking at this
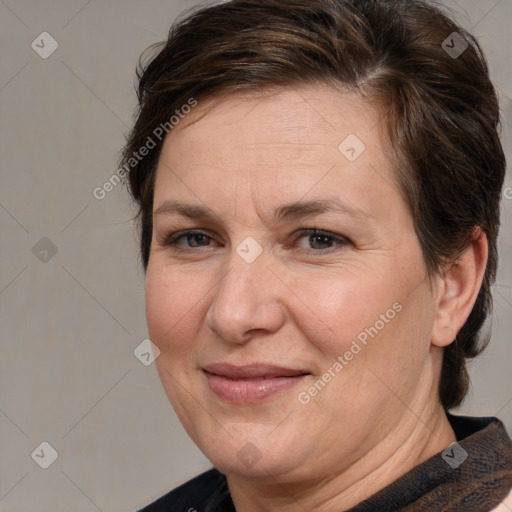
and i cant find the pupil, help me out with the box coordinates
[190,234,207,246]
[311,234,331,249]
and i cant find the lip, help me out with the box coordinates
[202,363,310,403]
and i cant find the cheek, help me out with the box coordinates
[145,265,206,357]
[290,270,401,357]
[292,257,434,381]
[295,275,435,425]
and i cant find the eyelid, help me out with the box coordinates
[163,229,219,247]
[157,229,215,251]
[293,228,348,241]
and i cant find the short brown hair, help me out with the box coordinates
[122,0,506,409]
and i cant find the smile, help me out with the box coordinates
[202,363,310,403]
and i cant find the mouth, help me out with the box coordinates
[202,363,310,403]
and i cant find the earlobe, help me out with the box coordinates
[431,229,488,348]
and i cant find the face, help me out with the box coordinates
[145,85,442,484]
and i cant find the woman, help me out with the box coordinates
[122,0,512,510]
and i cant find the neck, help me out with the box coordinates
[226,404,456,512]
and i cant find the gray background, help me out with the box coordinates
[0,1,511,510]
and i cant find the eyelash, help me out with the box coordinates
[162,229,350,254]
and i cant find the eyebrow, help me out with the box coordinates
[153,198,371,223]
[153,200,216,219]
[273,199,370,222]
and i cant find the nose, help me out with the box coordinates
[205,253,286,344]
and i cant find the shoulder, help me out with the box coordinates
[138,468,232,512]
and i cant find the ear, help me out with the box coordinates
[431,228,488,348]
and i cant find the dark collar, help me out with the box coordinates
[348,414,512,511]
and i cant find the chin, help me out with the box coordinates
[193,423,309,479]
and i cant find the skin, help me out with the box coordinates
[145,84,488,511]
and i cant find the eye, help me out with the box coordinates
[294,229,349,251]
[164,230,217,249]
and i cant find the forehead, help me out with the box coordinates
[170,85,382,162]
[153,85,399,220]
